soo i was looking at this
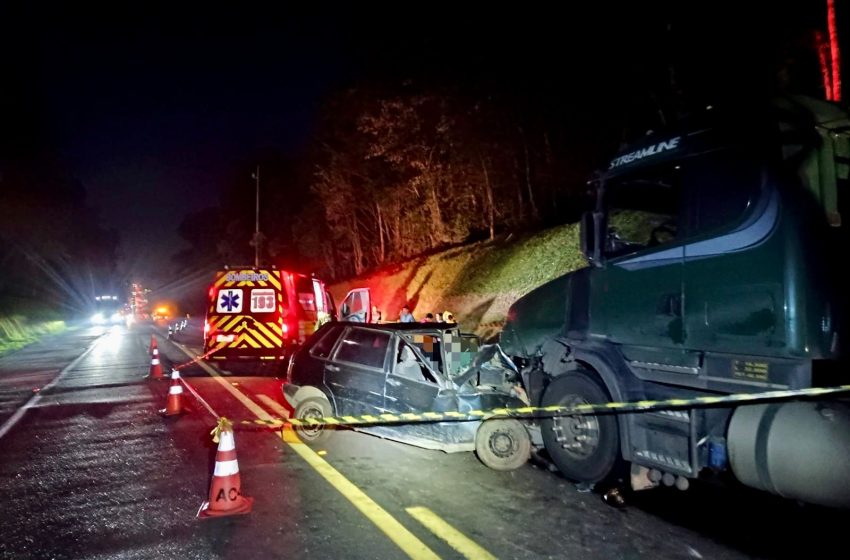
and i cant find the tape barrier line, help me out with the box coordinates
[173,346,220,371]
[153,330,220,372]
[178,376,220,419]
[237,384,850,429]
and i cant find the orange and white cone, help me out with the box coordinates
[161,369,185,416]
[199,418,253,518]
[149,335,158,354]
[149,347,164,380]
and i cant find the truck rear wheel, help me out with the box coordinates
[541,370,622,484]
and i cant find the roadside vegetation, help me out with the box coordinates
[330,223,586,340]
[0,315,66,357]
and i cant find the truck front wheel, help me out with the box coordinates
[541,370,622,484]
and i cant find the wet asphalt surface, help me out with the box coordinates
[1,322,848,560]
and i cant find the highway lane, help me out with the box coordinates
[0,323,847,559]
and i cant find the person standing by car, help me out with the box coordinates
[399,305,415,323]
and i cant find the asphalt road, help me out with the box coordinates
[0,323,847,560]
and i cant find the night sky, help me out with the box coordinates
[1,2,837,291]
[5,8,350,274]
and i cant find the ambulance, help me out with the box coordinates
[203,267,341,366]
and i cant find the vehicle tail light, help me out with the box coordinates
[204,321,210,337]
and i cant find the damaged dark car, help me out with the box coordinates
[282,322,539,470]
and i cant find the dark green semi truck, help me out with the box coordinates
[500,95,850,508]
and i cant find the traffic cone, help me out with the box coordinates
[167,325,173,338]
[161,369,185,416]
[149,347,164,379]
[198,418,253,518]
[149,335,158,353]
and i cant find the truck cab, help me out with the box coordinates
[501,95,850,508]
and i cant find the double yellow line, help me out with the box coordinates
[172,341,495,560]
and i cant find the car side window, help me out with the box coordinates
[333,328,389,369]
[310,325,344,359]
[407,333,444,373]
[393,341,438,384]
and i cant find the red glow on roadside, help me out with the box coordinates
[828,0,842,101]
[816,31,834,101]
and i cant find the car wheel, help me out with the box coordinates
[475,418,531,471]
[540,370,623,484]
[293,396,333,443]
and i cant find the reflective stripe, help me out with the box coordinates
[170,370,180,380]
[229,333,262,349]
[250,329,275,348]
[266,273,282,290]
[253,322,282,346]
[169,385,183,395]
[213,459,240,477]
[220,315,245,332]
[218,431,235,452]
[151,358,160,366]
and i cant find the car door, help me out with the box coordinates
[339,288,371,323]
[325,326,389,416]
[384,338,451,413]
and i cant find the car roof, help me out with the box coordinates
[338,321,463,333]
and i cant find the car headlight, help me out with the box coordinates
[91,313,106,324]
[110,312,122,323]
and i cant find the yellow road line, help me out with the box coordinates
[281,424,301,443]
[286,427,440,560]
[173,342,440,560]
[257,394,290,419]
[406,507,498,560]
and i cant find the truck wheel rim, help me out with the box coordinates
[551,395,600,459]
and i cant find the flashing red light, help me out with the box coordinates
[828,0,842,101]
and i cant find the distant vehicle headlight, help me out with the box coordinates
[91,312,106,324]
[110,312,122,323]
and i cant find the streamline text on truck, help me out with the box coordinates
[501,95,850,508]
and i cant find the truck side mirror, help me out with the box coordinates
[580,211,602,266]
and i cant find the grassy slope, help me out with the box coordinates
[0,316,66,357]
[330,223,586,340]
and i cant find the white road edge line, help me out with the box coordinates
[0,333,104,440]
